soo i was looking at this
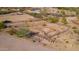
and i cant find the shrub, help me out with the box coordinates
[25,31,38,38]
[61,17,68,24]
[61,10,65,16]
[47,17,59,23]
[0,9,17,15]
[65,41,69,43]
[7,28,16,35]
[3,20,12,23]
[0,21,5,29]
[73,29,79,35]
[0,11,11,14]
[29,13,42,18]
[15,28,29,37]
[8,27,38,38]
[72,26,77,29]
[32,40,36,42]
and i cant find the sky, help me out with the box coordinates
[0,0,79,7]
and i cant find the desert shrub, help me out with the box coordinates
[61,10,65,16]
[8,27,38,38]
[15,28,37,38]
[25,31,38,38]
[73,29,79,35]
[29,13,42,18]
[7,28,16,35]
[0,11,11,14]
[65,41,69,43]
[72,26,77,29]
[15,28,29,37]
[18,8,25,13]
[32,40,36,42]
[3,20,12,23]
[47,17,59,23]
[61,17,68,24]
[43,23,47,26]
[0,21,5,29]
[0,9,16,15]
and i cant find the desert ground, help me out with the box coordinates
[0,8,79,50]
[0,14,54,51]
